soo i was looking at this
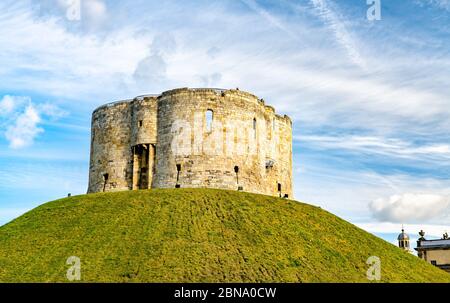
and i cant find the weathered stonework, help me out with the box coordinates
[88,88,293,198]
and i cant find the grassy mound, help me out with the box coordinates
[0,188,448,282]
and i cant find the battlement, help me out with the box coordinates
[93,88,290,125]
[88,88,293,198]
[92,99,133,114]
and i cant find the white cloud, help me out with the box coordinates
[297,135,450,162]
[295,155,450,225]
[369,193,450,223]
[82,0,108,30]
[133,33,177,90]
[133,53,167,87]
[1,95,66,149]
[0,95,18,115]
[37,103,68,119]
[83,0,106,18]
[5,104,43,149]
[0,95,32,117]
[39,0,108,30]
[198,73,222,87]
[0,1,149,100]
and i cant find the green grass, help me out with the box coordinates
[0,188,448,282]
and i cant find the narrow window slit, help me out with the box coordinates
[206,110,213,132]
[103,173,109,192]
[176,164,182,188]
[234,166,243,191]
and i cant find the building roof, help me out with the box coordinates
[416,238,450,250]
[398,229,410,241]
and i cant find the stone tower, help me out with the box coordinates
[88,88,293,198]
[398,227,410,251]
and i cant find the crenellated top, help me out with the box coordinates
[92,99,134,114]
[92,88,291,124]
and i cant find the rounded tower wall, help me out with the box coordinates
[88,101,133,193]
[130,96,158,146]
[88,88,293,198]
[273,115,293,198]
[153,88,291,196]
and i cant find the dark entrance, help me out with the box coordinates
[132,144,155,190]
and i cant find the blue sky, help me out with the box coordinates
[0,0,449,246]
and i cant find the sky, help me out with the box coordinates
[0,0,449,247]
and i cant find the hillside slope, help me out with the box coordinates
[0,189,448,282]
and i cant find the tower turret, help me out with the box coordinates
[398,227,410,251]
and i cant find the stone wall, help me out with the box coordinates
[424,250,450,266]
[88,101,133,193]
[88,88,293,198]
